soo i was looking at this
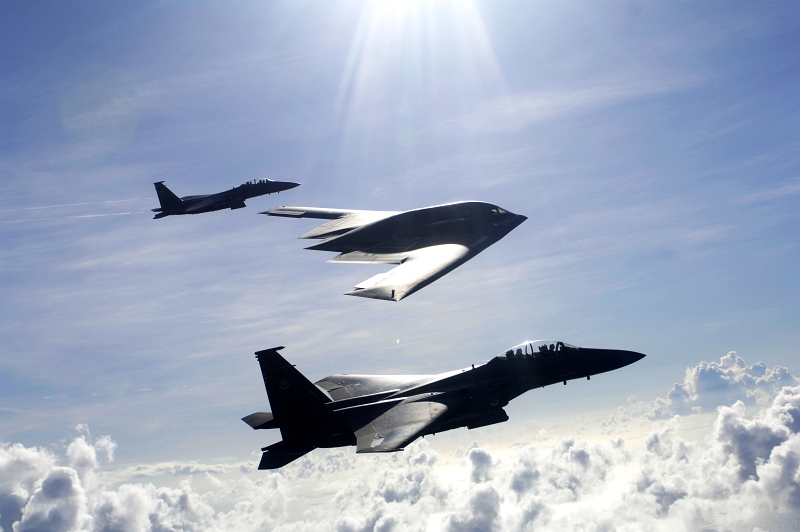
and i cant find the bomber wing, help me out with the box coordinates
[264,202,526,301]
[339,243,471,301]
[264,206,399,240]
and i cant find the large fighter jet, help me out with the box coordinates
[262,201,526,301]
[243,342,645,469]
[152,179,299,219]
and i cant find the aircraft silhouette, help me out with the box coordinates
[243,341,645,469]
[264,201,526,300]
[152,179,299,218]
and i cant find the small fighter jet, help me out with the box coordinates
[151,179,299,219]
[243,341,645,469]
[263,201,526,301]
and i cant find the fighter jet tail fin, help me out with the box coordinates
[254,347,332,422]
[153,181,183,212]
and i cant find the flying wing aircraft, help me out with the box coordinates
[152,179,299,219]
[243,342,646,469]
[262,201,527,301]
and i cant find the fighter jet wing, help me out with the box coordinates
[336,243,471,301]
[315,374,434,401]
[264,207,400,240]
[354,400,449,453]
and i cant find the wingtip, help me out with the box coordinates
[345,288,401,302]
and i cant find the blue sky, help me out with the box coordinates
[1,1,799,529]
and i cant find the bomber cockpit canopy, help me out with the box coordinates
[498,339,578,359]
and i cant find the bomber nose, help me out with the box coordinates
[505,213,527,228]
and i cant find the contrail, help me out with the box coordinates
[0,212,147,225]
[0,198,154,214]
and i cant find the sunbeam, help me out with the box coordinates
[334,0,505,176]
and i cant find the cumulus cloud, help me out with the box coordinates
[0,443,56,532]
[3,366,800,531]
[650,351,797,419]
[15,467,90,532]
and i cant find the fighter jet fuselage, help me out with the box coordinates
[152,180,299,219]
[244,341,645,469]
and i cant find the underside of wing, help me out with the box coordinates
[355,400,449,453]
[263,206,399,240]
[344,244,471,301]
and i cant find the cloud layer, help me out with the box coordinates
[650,351,797,419]
[2,355,800,531]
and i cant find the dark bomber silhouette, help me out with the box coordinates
[264,201,526,301]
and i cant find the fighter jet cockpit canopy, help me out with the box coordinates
[498,340,579,359]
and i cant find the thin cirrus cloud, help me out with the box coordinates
[734,179,800,204]
[450,72,706,138]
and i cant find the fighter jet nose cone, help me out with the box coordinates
[617,350,646,367]
[281,181,301,190]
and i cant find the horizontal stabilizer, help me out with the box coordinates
[242,412,279,430]
[258,441,315,470]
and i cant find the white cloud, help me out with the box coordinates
[649,352,797,420]
[3,362,800,531]
[14,467,90,532]
[0,443,56,532]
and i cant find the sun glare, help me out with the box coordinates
[334,0,504,164]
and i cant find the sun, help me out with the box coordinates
[334,0,505,162]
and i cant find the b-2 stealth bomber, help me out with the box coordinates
[263,201,526,301]
[152,179,299,219]
[243,341,645,469]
